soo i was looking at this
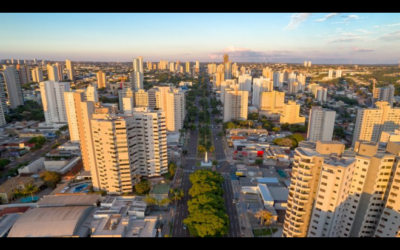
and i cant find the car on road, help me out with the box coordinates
[217,165,220,168]
[183,224,187,230]
[192,166,195,169]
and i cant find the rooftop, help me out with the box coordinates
[37,194,101,207]
[8,206,93,237]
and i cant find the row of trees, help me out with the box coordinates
[5,100,45,123]
[183,170,229,237]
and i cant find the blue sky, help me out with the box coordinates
[1,13,400,64]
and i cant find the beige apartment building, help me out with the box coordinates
[307,106,336,142]
[215,64,224,89]
[280,101,305,125]
[283,141,346,237]
[90,114,140,194]
[352,101,400,146]
[259,91,285,113]
[118,88,135,111]
[252,77,273,107]
[135,89,149,107]
[66,59,75,81]
[223,89,248,122]
[96,71,106,88]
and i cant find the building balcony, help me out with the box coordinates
[299,174,313,181]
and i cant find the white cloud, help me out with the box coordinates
[356,29,372,34]
[373,25,380,28]
[315,13,338,22]
[352,47,374,52]
[284,13,312,30]
[388,23,400,27]
[379,30,400,41]
[342,15,359,22]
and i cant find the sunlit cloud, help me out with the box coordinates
[341,15,359,22]
[315,13,338,22]
[284,13,312,30]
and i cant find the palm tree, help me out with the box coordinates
[158,198,171,207]
[144,195,158,206]
[255,210,274,236]
[170,188,184,204]
[23,184,39,200]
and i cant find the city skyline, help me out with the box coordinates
[1,13,400,64]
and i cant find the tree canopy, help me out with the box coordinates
[135,180,151,194]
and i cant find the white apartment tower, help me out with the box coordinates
[31,67,43,83]
[373,84,394,107]
[352,101,400,146]
[40,81,70,124]
[130,71,143,91]
[86,84,99,102]
[283,141,346,237]
[132,107,168,177]
[166,89,186,132]
[2,65,24,109]
[315,87,328,102]
[238,74,252,92]
[307,106,336,142]
[328,69,333,79]
[336,69,342,78]
[252,77,273,107]
[223,89,248,122]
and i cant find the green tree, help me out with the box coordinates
[212,160,218,166]
[23,183,39,200]
[197,145,206,152]
[272,127,281,132]
[135,180,151,194]
[170,188,184,204]
[209,146,215,153]
[55,130,62,137]
[281,123,290,131]
[255,159,263,165]
[144,195,158,206]
[168,162,177,177]
[255,210,274,236]
[39,171,61,188]
[182,150,188,157]
[183,208,229,237]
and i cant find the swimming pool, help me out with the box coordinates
[72,183,89,193]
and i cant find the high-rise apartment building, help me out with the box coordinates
[207,63,217,74]
[215,64,225,89]
[17,64,31,84]
[55,63,64,81]
[64,91,86,142]
[352,101,400,146]
[259,91,285,113]
[308,83,320,95]
[65,59,75,81]
[40,81,70,124]
[304,61,308,67]
[133,56,143,73]
[262,67,273,79]
[283,141,346,237]
[373,84,394,107]
[31,67,43,83]
[135,89,149,107]
[231,63,239,77]
[195,61,199,72]
[252,77,273,107]
[223,54,229,64]
[130,71,143,91]
[131,107,168,177]
[273,71,283,88]
[166,89,185,132]
[96,71,106,88]
[308,61,312,67]
[224,61,231,80]
[86,84,98,102]
[223,89,248,122]
[118,88,135,111]
[2,65,24,108]
[0,80,6,126]
[280,101,305,125]
[220,79,237,103]
[336,69,342,78]
[186,62,190,73]
[169,62,175,72]
[238,74,252,92]
[307,106,336,142]
[47,64,59,82]
[315,87,328,102]
[328,69,333,79]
